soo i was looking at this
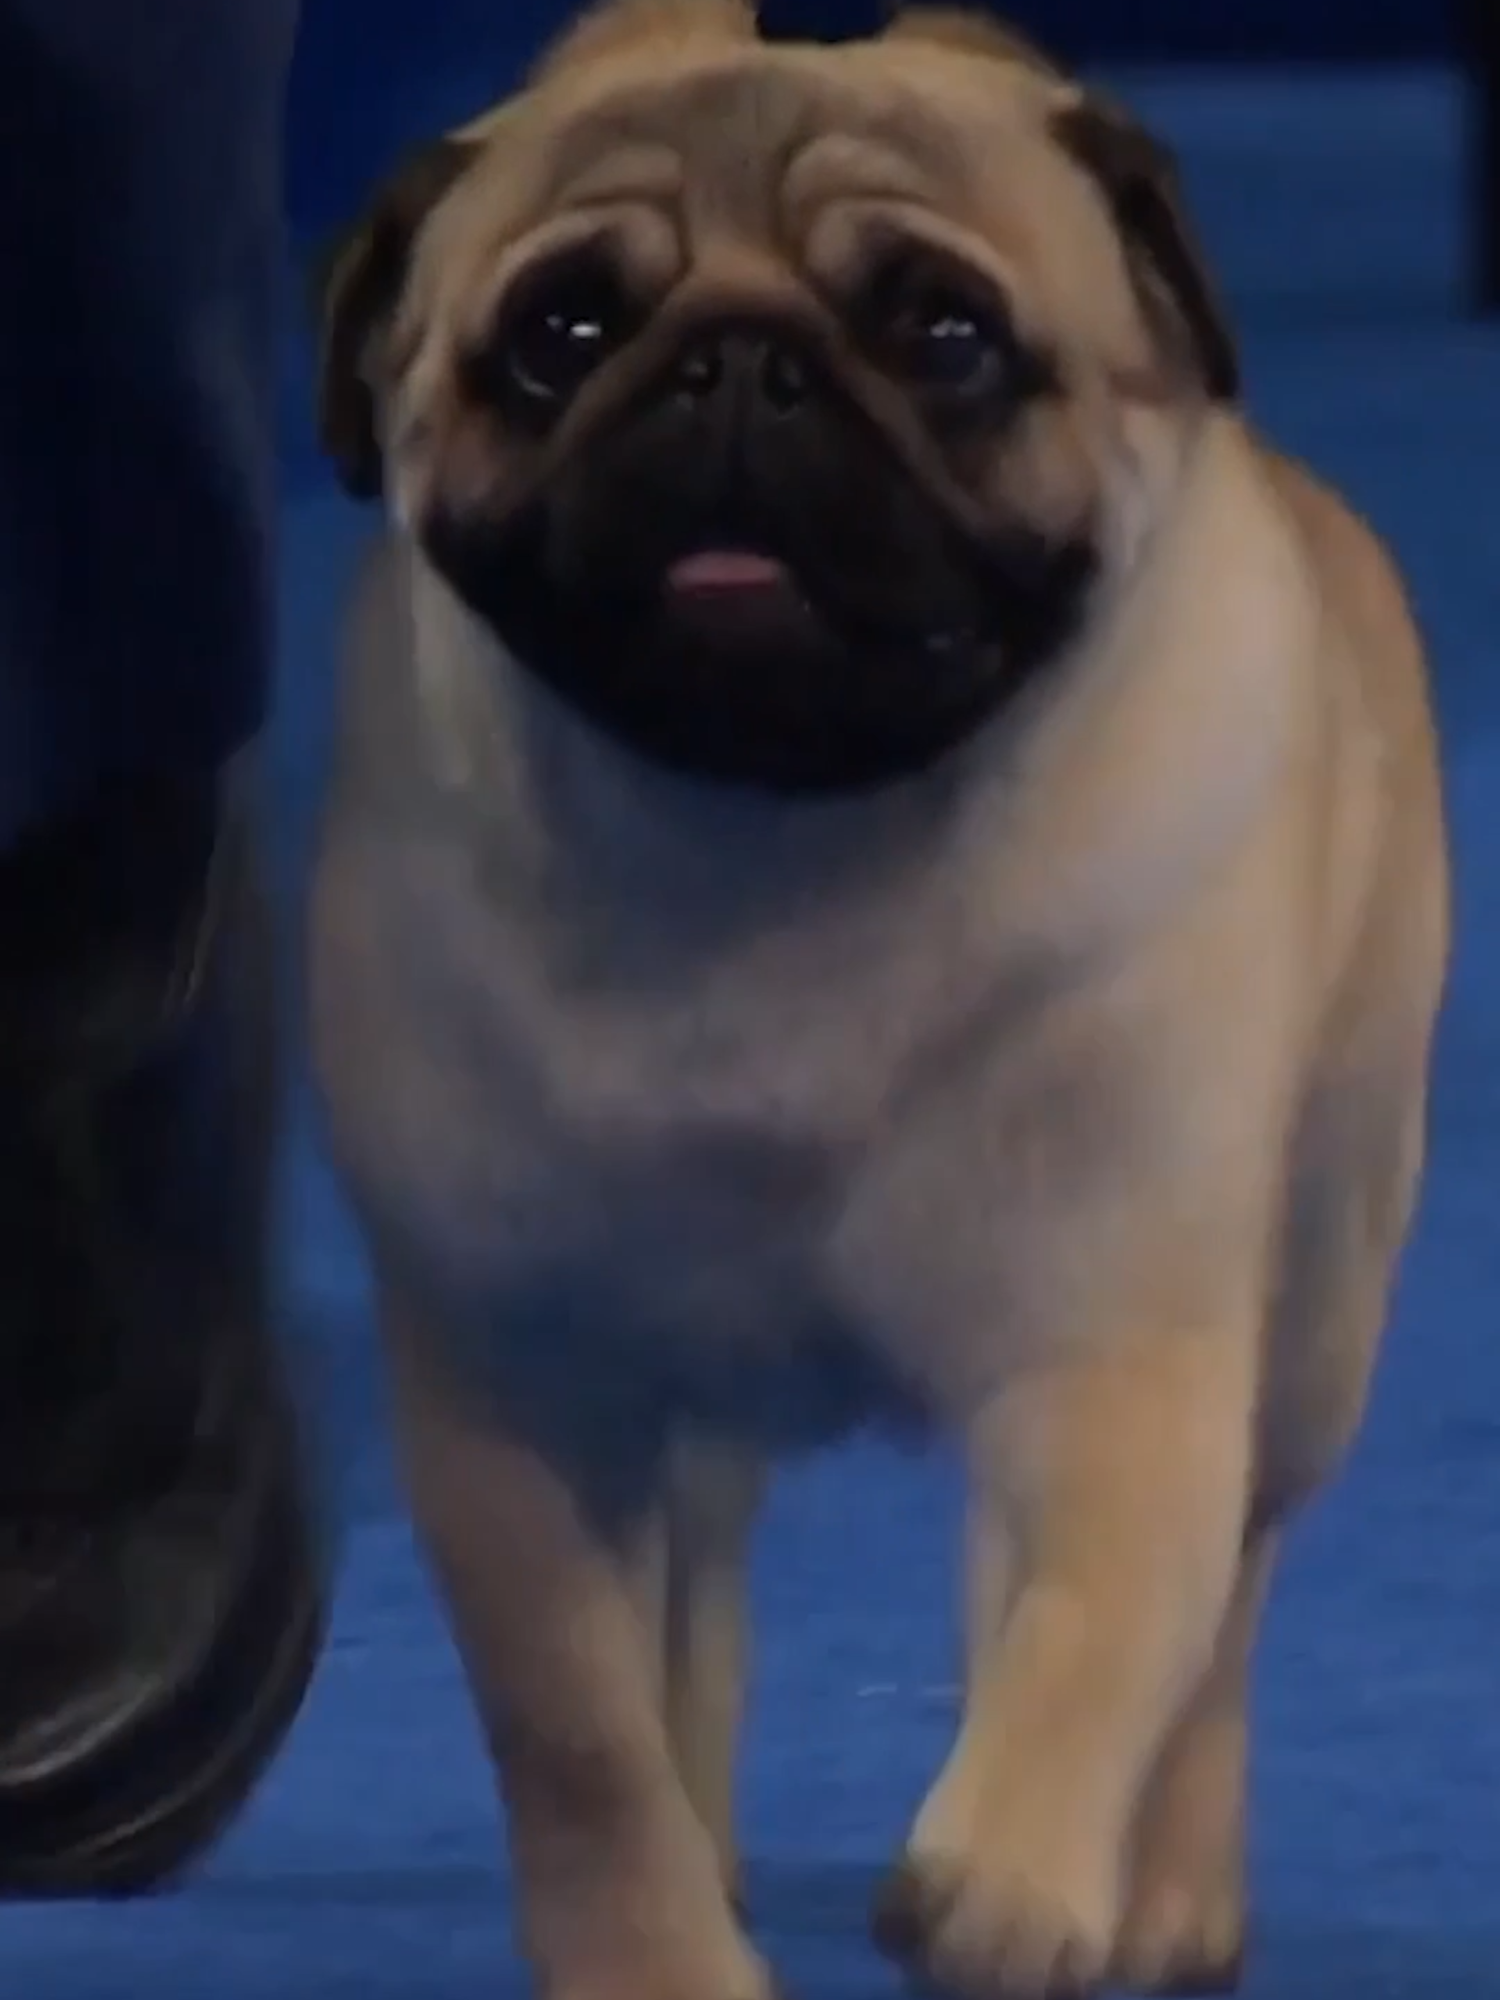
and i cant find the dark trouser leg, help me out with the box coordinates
[0,2,292,834]
[1461,0,1500,312]
[0,0,327,1895]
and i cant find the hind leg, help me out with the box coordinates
[1112,1053,1435,1996]
[661,1435,765,1896]
[626,1434,765,1898]
[1110,1530,1276,1995]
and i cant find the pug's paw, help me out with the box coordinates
[550,1932,778,2000]
[1108,1689,1249,1994]
[1109,1868,1245,1995]
[872,1839,1118,2000]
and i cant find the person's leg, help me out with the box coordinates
[1461,0,1500,312]
[0,0,325,1894]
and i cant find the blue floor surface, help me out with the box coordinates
[7,63,1499,2000]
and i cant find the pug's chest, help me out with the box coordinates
[321,843,998,1444]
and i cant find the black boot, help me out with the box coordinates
[0,773,326,1895]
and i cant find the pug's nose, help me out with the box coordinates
[671,329,813,416]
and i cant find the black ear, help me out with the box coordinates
[311,138,477,501]
[1051,97,1239,402]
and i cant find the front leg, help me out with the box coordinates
[876,1332,1255,2000]
[1109,1528,1277,1995]
[382,1288,772,2000]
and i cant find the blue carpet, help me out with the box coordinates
[6,64,1499,2000]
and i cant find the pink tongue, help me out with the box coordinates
[667,549,788,593]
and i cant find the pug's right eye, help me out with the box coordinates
[489,260,638,412]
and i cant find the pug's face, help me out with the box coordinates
[318,0,1237,795]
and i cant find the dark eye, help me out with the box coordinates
[498,263,637,408]
[865,264,1006,397]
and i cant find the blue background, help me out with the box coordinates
[282,0,1472,240]
[8,12,1500,2000]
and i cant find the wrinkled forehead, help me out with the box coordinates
[427,45,1075,269]
[531,56,979,217]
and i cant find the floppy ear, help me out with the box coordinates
[311,138,477,501]
[1050,95,1239,402]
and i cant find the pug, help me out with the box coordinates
[306,5,1451,1998]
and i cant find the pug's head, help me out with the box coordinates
[316,0,1237,795]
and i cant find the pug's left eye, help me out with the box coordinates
[494,264,637,409]
[864,267,1007,397]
